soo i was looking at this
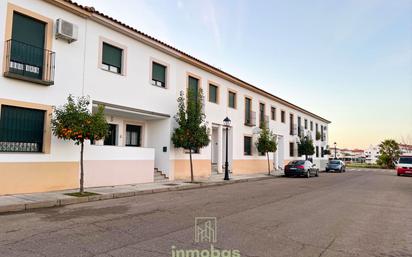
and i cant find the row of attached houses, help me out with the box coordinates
[0,0,330,195]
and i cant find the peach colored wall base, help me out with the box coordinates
[173,160,211,180]
[83,160,154,187]
[232,159,269,175]
[0,162,78,195]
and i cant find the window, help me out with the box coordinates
[321,147,324,157]
[298,116,301,136]
[245,97,252,125]
[228,91,236,108]
[316,123,318,133]
[289,142,295,157]
[244,136,252,156]
[289,114,294,135]
[102,42,123,74]
[281,110,285,123]
[310,121,313,131]
[188,76,199,99]
[259,103,265,128]
[9,12,46,81]
[304,119,308,129]
[209,84,218,103]
[125,124,141,147]
[316,146,319,157]
[0,105,45,152]
[104,124,117,146]
[152,62,166,87]
[271,107,276,121]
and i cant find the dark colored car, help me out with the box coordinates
[396,156,412,176]
[326,160,346,173]
[284,160,319,178]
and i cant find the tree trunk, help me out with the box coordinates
[267,152,271,175]
[80,142,84,194]
[189,148,194,183]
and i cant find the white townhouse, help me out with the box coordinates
[0,0,330,195]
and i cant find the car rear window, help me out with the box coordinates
[399,157,412,164]
[288,160,305,165]
[329,160,340,164]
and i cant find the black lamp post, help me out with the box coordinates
[334,142,337,159]
[223,117,231,180]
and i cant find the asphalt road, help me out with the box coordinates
[0,169,411,257]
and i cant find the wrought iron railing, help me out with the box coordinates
[3,39,55,85]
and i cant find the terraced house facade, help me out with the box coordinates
[0,0,330,195]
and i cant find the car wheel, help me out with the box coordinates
[397,173,400,176]
[315,170,319,177]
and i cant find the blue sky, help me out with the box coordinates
[75,0,412,149]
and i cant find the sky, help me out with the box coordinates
[75,0,412,149]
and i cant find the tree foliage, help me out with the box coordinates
[51,95,108,193]
[298,136,315,160]
[256,124,277,175]
[377,139,401,169]
[171,88,210,182]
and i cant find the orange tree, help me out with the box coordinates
[51,95,108,194]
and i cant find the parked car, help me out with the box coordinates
[396,155,412,176]
[325,160,346,173]
[284,160,319,178]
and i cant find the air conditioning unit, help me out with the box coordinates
[55,18,78,43]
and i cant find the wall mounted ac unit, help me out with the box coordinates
[56,18,78,43]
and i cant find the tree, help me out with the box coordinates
[256,124,277,175]
[298,136,315,160]
[51,95,108,194]
[171,88,210,182]
[377,139,401,168]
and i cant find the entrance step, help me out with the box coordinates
[211,164,219,175]
[154,168,169,183]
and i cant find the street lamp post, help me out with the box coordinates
[223,117,231,180]
[334,142,337,159]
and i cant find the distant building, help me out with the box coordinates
[364,145,380,164]
[330,148,365,163]
[399,144,412,155]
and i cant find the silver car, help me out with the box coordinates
[326,160,346,173]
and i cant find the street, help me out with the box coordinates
[0,169,411,257]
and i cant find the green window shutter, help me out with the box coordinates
[102,43,122,70]
[209,84,217,103]
[12,12,45,48]
[245,98,251,122]
[188,76,199,99]
[152,62,166,86]
[11,12,46,79]
[244,136,251,155]
[229,92,236,108]
[0,105,45,152]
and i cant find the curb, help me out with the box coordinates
[0,175,278,215]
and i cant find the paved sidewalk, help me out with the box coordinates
[0,172,280,214]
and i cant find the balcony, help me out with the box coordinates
[3,39,55,85]
[245,111,256,127]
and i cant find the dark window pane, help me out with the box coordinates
[102,42,122,73]
[188,76,199,99]
[125,124,141,147]
[271,107,276,120]
[229,91,236,108]
[209,84,218,103]
[244,136,252,155]
[152,62,166,87]
[104,124,117,146]
[289,142,294,157]
[0,105,45,152]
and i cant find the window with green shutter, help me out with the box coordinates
[0,105,45,152]
[245,97,251,124]
[209,84,218,103]
[244,136,252,156]
[228,91,236,108]
[102,42,123,74]
[152,62,166,87]
[188,76,199,100]
[10,12,46,80]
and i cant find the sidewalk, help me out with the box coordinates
[0,172,282,214]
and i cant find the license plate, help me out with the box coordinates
[406,170,412,174]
